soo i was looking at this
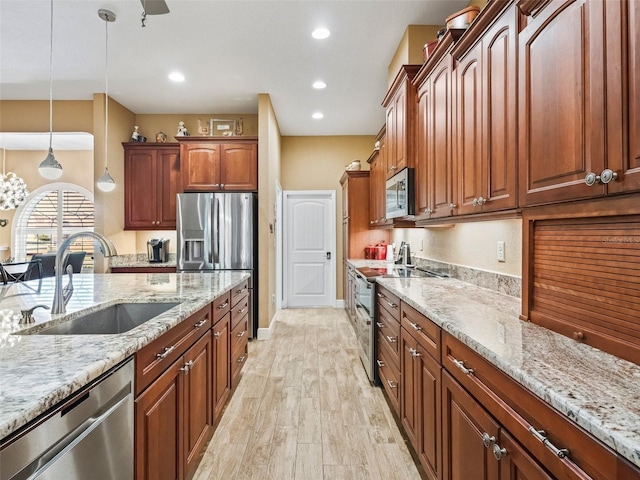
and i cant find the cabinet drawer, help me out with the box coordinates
[231,331,248,388]
[401,302,440,362]
[377,340,400,415]
[231,314,249,358]
[230,279,249,307]
[377,300,400,338]
[376,285,400,321]
[442,332,621,480]
[135,304,211,395]
[231,294,250,330]
[377,316,400,368]
[213,291,231,323]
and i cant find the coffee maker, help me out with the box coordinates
[147,238,170,263]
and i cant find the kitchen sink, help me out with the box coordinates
[31,302,180,335]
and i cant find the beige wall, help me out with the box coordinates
[280,135,376,299]
[0,100,93,133]
[258,94,282,331]
[387,25,442,86]
[392,218,522,277]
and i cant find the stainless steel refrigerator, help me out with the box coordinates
[177,192,257,337]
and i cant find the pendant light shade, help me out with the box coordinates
[97,9,116,193]
[97,167,116,192]
[40,0,63,180]
[39,148,63,179]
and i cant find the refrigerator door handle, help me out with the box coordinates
[212,195,219,265]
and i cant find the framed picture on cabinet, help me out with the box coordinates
[212,118,236,137]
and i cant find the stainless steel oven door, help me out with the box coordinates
[354,272,375,382]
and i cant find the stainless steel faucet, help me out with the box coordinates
[51,231,117,314]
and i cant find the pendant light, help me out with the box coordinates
[96,9,116,193]
[39,0,63,180]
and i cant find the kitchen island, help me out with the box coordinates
[0,271,249,441]
[348,259,640,472]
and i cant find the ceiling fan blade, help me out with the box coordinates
[140,0,170,15]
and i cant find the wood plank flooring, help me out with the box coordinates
[193,308,422,480]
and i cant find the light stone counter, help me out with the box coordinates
[0,271,249,441]
[109,253,177,268]
[374,275,640,469]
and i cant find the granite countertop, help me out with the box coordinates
[0,271,249,441]
[109,253,177,268]
[347,259,640,468]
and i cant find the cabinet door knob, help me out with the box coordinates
[449,203,457,210]
[472,197,486,206]
[572,331,584,341]
[213,331,222,338]
[492,444,507,461]
[220,184,225,189]
[424,208,432,214]
[585,169,618,186]
[482,433,496,448]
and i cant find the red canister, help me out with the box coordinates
[364,245,375,259]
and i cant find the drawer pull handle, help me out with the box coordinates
[529,428,570,459]
[156,345,176,359]
[377,292,386,299]
[386,335,397,343]
[387,302,397,309]
[409,322,422,331]
[452,358,474,375]
[237,331,246,337]
[492,444,507,461]
[213,331,222,338]
[194,319,207,328]
[235,287,248,294]
[386,380,397,389]
[239,307,248,314]
[376,322,384,328]
[482,432,495,448]
[376,359,385,368]
[180,360,194,373]
[218,301,229,309]
[408,348,421,358]
[237,355,246,363]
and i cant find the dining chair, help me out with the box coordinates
[0,259,43,284]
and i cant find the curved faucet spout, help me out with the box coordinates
[51,231,117,314]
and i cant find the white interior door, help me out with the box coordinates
[284,191,336,307]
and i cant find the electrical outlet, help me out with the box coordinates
[271,294,276,305]
[420,238,424,251]
[497,241,505,262]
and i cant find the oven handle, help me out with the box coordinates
[355,271,373,288]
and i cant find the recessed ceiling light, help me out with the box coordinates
[313,80,327,89]
[312,28,330,40]
[312,112,324,119]
[168,72,185,82]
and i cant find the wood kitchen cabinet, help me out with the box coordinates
[124,143,181,230]
[376,285,401,414]
[454,2,518,216]
[382,65,420,179]
[135,305,213,480]
[179,137,258,192]
[414,35,456,221]
[517,0,604,205]
[211,314,230,423]
[367,127,393,227]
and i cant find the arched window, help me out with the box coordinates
[12,183,95,271]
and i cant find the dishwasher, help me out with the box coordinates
[0,358,134,480]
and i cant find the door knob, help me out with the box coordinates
[326,252,331,260]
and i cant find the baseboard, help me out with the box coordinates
[335,299,345,309]
[257,313,276,340]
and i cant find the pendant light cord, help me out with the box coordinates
[48,0,54,151]
[104,15,109,171]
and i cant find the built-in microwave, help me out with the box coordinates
[385,168,414,219]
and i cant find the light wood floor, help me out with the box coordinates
[192,308,422,480]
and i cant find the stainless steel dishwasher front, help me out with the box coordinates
[0,357,134,480]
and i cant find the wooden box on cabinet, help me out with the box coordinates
[124,143,181,230]
[179,137,257,192]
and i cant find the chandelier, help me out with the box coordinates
[0,150,29,211]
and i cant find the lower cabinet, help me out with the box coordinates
[135,281,251,480]
[135,332,211,480]
[376,297,640,480]
[212,314,231,423]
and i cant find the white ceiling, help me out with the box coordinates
[0,0,469,137]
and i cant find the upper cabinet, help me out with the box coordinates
[368,128,393,227]
[124,143,181,230]
[382,65,421,179]
[518,0,639,206]
[179,138,258,192]
[454,3,518,216]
